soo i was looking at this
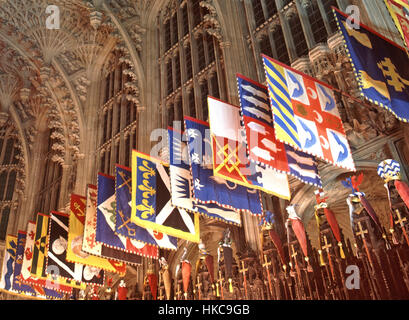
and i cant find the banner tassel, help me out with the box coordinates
[338,242,346,259]
[318,249,325,266]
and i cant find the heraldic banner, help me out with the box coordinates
[20,221,65,298]
[29,213,80,293]
[334,7,409,123]
[84,183,157,263]
[207,96,292,199]
[131,151,200,243]
[20,221,63,299]
[0,234,18,294]
[12,231,42,298]
[262,54,355,171]
[184,116,264,216]
[119,166,181,251]
[47,211,105,286]
[66,194,126,275]
[168,127,242,226]
[384,0,409,48]
[237,73,322,187]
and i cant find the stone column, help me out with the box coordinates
[336,0,351,11]
[19,129,49,222]
[316,0,333,36]
[295,0,316,49]
[276,0,297,62]
[58,163,73,210]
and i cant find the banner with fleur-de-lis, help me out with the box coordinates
[131,151,200,243]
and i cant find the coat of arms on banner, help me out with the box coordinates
[168,127,241,226]
[184,116,264,216]
[47,211,105,286]
[207,97,291,199]
[85,183,157,264]
[237,74,322,187]
[67,194,126,275]
[97,173,177,252]
[263,54,355,171]
[334,7,409,124]
[29,213,80,293]
[0,234,17,293]
[20,221,65,298]
[114,166,162,259]
[12,231,39,297]
[131,151,200,243]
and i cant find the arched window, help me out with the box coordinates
[272,25,290,65]
[3,138,14,165]
[98,50,139,174]
[160,1,227,124]
[322,0,338,33]
[252,0,265,27]
[0,171,7,200]
[188,89,196,118]
[289,13,308,58]
[36,129,63,214]
[5,171,16,201]
[0,206,10,240]
[307,0,327,44]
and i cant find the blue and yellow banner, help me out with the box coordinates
[334,7,409,122]
[131,151,200,243]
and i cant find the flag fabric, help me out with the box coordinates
[67,194,126,275]
[0,234,17,293]
[12,231,39,297]
[82,185,135,270]
[114,166,179,252]
[114,165,160,259]
[97,173,176,252]
[30,213,49,279]
[384,0,409,48]
[286,206,309,259]
[131,151,200,243]
[31,213,83,292]
[168,127,241,226]
[237,74,322,187]
[207,96,292,199]
[19,221,65,298]
[47,211,105,286]
[84,184,156,264]
[334,7,409,123]
[184,116,263,216]
[262,54,355,171]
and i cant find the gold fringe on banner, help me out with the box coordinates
[216,283,220,297]
[229,278,233,293]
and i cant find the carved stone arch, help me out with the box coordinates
[0,31,83,166]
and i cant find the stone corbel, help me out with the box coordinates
[283,6,297,21]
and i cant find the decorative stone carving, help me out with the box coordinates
[200,0,224,42]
